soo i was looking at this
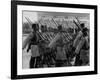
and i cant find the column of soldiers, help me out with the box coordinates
[23,17,89,68]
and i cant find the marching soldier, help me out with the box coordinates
[71,23,89,66]
[23,23,41,68]
[75,27,89,66]
[49,25,67,67]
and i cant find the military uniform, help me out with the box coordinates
[73,31,89,66]
[23,32,41,68]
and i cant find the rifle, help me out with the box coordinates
[73,20,81,31]
[48,19,54,28]
[51,17,58,28]
[74,16,82,31]
[75,16,81,26]
[38,20,42,25]
[25,17,33,29]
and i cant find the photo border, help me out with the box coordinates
[11,1,97,79]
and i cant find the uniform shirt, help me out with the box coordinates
[48,32,61,48]
[56,46,67,60]
[73,31,83,48]
[23,32,40,57]
[31,45,40,57]
[75,37,85,54]
[75,36,89,54]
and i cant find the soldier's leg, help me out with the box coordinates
[35,56,39,68]
[75,53,82,66]
[30,56,35,68]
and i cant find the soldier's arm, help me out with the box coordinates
[22,33,34,49]
[85,36,89,49]
[48,33,60,48]
[73,31,83,48]
[75,37,85,54]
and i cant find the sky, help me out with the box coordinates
[23,11,38,23]
[23,11,89,22]
[23,11,90,28]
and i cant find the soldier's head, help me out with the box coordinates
[80,23,85,29]
[82,27,88,37]
[58,25,62,31]
[32,23,39,32]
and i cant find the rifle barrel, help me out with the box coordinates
[25,17,33,29]
[73,20,81,31]
[52,18,58,27]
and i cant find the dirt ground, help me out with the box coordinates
[22,35,31,69]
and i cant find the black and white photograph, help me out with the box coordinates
[11,1,97,79]
[22,11,90,69]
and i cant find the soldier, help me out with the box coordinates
[75,27,89,66]
[71,23,89,66]
[23,23,41,68]
[55,25,67,67]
